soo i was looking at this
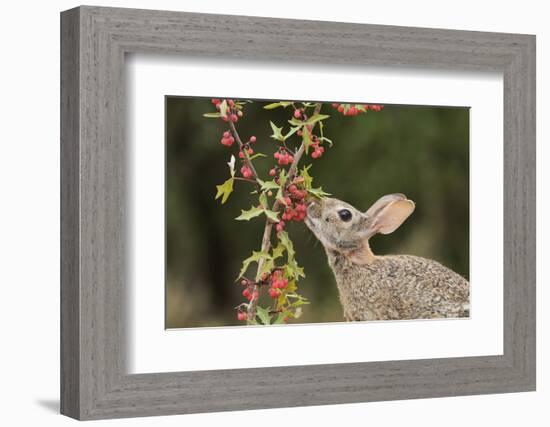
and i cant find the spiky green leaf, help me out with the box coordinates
[255,306,272,325]
[238,250,272,279]
[263,101,292,110]
[308,186,331,199]
[304,113,330,125]
[264,209,280,223]
[269,121,285,141]
[215,178,234,204]
[259,179,280,192]
[301,165,313,189]
[235,206,264,221]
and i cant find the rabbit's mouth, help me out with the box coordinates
[306,200,322,220]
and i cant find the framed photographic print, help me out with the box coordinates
[60,5,536,420]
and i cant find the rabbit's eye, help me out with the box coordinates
[338,209,352,222]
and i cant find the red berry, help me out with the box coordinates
[230,114,238,122]
[311,150,320,159]
[247,148,253,155]
[276,222,284,233]
[332,103,340,108]
[237,311,247,321]
[222,115,229,122]
[250,136,257,143]
[241,279,248,286]
[337,105,345,113]
[348,106,358,116]
[269,168,277,177]
[293,109,302,119]
[223,131,231,138]
[240,166,253,178]
[268,288,280,299]
[227,99,235,107]
[274,152,280,159]
[288,184,297,193]
[211,98,221,105]
[242,288,252,299]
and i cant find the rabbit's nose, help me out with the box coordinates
[306,200,321,218]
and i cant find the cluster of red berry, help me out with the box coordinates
[220,130,235,147]
[274,148,294,166]
[331,103,384,116]
[241,279,259,301]
[240,165,253,179]
[211,98,242,123]
[268,270,288,299]
[276,181,308,232]
[310,135,325,159]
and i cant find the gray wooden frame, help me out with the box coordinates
[60,5,536,420]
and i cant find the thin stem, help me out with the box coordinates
[228,120,261,183]
[246,102,323,321]
[233,177,257,184]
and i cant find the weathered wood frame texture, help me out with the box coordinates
[60,5,536,420]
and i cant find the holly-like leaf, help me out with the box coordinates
[301,165,313,189]
[238,250,272,279]
[285,280,297,293]
[264,101,292,110]
[271,242,285,259]
[236,206,264,221]
[287,117,303,126]
[203,112,222,118]
[259,179,280,192]
[255,306,272,325]
[304,113,330,125]
[285,126,301,140]
[258,257,275,279]
[308,186,331,199]
[215,178,234,204]
[270,121,285,141]
[259,192,268,208]
[285,258,305,280]
[264,209,280,223]
[278,230,295,260]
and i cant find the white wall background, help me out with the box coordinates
[0,0,546,425]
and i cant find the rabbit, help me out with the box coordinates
[304,193,469,321]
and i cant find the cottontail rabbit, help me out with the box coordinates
[305,194,469,321]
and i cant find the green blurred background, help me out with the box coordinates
[165,97,469,328]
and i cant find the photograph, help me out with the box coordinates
[165,97,470,328]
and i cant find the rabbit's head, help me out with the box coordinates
[305,194,415,263]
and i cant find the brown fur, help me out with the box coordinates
[305,195,469,321]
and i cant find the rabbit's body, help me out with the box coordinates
[305,194,470,321]
[327,251,469,321]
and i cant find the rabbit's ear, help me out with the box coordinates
[365,193,407,217]
[367,199,415,235]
